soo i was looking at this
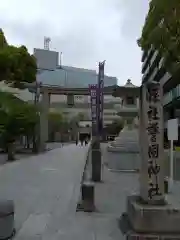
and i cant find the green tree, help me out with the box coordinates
[0,91,38,160]
[77,112,85,121]
[0,29,37,87]
[48,112,64,141]
[0,29,37,158]
[106,119,124,136]
[138,1,180,74]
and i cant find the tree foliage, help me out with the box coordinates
[48,112,64,133]
[0,91,38,143]
[105,119,124,136]
[48,112,70,141]
[0,29,37,88]
[69,112,86,128]
[0,91,38,159]
[77,112,85,121]
[138,0,180,73]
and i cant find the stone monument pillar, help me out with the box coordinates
[120,81,180,239]
[40,90,50,151]
[140,83,165,204]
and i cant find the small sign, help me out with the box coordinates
[167,118,178,141]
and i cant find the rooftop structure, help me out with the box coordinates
[34,48,117,88]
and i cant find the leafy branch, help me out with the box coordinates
[138,0,180,74]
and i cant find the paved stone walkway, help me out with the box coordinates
[1,142,180,239]
[76,143,139,240]
[0,144,89,239]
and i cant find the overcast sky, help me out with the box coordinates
[0,0,149,86]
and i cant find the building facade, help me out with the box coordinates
[141,46,180,145]
[33,48,121,126]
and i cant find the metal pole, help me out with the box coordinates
[91,61,105,182]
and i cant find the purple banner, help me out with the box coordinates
[89,84,98,125]
[97,61,105,135]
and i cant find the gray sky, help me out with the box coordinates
[0,0,149,86]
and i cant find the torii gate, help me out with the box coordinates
[28,84,116,151]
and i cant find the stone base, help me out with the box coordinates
[91,149,101,182]
[120,195,180,238]
[0,200,15,240]
[76,201,96,213]
[107,127,139,153]
[127,195,180,233]
[127,231,180,239]
[76,182,95,213]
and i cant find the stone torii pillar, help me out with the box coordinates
[39,90,50,151]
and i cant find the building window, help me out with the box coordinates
[126,96,135,105]
[75,96,83,100]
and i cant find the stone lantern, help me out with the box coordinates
[107,79,140,154]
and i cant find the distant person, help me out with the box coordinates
[76,139,78,146]
[85,137,88,146]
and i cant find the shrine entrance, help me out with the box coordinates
[28,84,114,151]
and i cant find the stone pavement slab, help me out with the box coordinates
[0,144,89,239]
[72,143,139,240]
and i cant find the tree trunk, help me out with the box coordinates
[27,135,30,149]
[32,137,39,153]
[23,136,26,148]
[7,142,15,161]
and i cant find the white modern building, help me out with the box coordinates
[33,48,121,126]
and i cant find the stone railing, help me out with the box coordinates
[81,142,92,184]
[77,142,92,211]
[77,140,101,212]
